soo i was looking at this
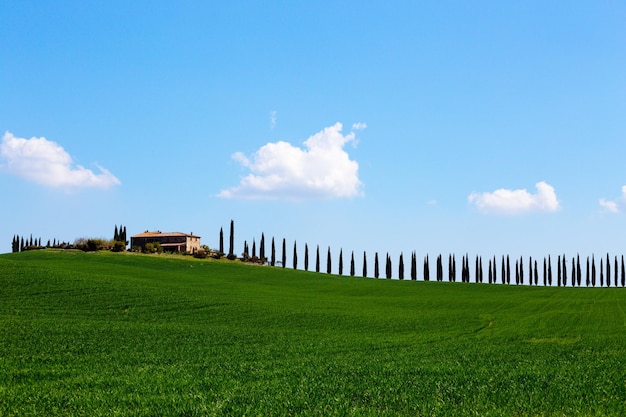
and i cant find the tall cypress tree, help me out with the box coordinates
[586,257,590,287]
[548,256,553,286]
[375,252,380,279]
[436,255,442,281]
[252,239,256,258]
[423,255,429,281]
[572,257,576,287]
[519,256,524,285]
[350,252,355,277]
[114,225,119,242]
[448,254,453,282]
[577,255,582,287]
[282,238,286,268]
[592,255,596,287]
[398,253,404,280]
[292,241,297,269]
[316,245,320,273]
[562,255,567,287]
[327,247,332,274]
[600,258,604,287]
[534,260,538,286]
[304,243,309,271]
[506,255,511,284]
[338,249,344,276]
[411,252,417,280]
[219,228,224,253]
[386,253,392,279]
[228,220,234,257]
[271,237,276,267]
[363,251,368,278]
[260,233,265,261]
[488,259,492,284]
[606,254,610,287]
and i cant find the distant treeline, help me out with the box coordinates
[11,225,128,253]
[223,220,626,288]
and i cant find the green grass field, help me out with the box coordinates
[1,250,625,416]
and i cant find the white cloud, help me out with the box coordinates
[218,122,363,199]
[0,131,121,189]
[468,181,560,214]
[352,122,367,130]
[598,186,626,213]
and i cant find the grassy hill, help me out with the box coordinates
[1,250,625,416]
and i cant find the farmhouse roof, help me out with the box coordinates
[131,231,200,238]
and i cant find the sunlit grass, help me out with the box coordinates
[1,250,625,416]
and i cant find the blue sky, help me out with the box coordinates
[1,1,626,272]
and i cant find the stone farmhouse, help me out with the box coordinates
[131,231,201,253]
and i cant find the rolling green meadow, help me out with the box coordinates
[1,250,625,416]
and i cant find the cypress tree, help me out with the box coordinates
[316,245,320,273]
[350,251,355,277]
[282,238,286,268]
[219,228,224,253]
[488,259,492,284]
[338,249,344,276]
[586,257,590,287]
[363,251,368,278]
[114,225,119,241]
[21,237,24,252]
[411,252,417,280]
[398,253,404,280]
[572,257,576,287]
[304,243,309,271]
[271,237,276,267]
[534,260,538,285]
[548,256,553,286]
[479,257,483,283]
[592,255,596,287]
[252,239,256,258]
[423,255,429,281]
[436,255,442,281]
[577,254,582,287]
[448,254,453,282]
[506,255,511,284]
[228,220,234,257]
[375,252,380,279]
[327,247,332,274]
[260,233,265,261]
[386,253,392,279]
[606,254,610,287]
[453,255,457,282]
[557,255,561,286]
[519,256,523,285]
[293,241,297,270]
[562,255,567,287]
[600,258,604,287]
[515,261,519,285]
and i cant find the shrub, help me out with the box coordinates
[111,241,126,252]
